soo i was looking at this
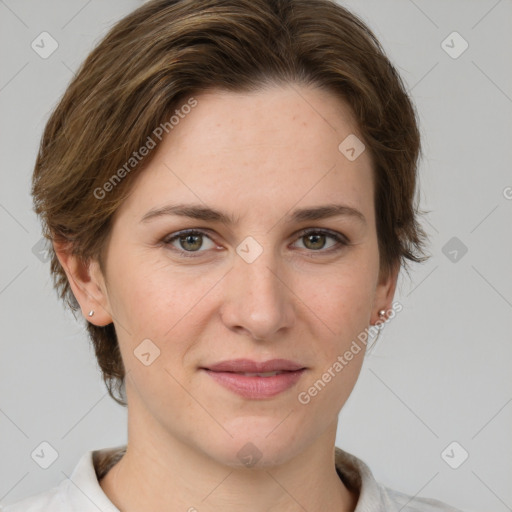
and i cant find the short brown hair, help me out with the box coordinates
[32,0,429,406]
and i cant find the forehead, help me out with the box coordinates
[168,85,364,163]
[115,84,374,224]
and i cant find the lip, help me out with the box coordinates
[203,358,305,373]
[200,359,307,399]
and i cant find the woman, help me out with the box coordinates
[4,0,463,510]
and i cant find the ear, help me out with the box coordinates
[370,261,400,325]
[53,240,113,327]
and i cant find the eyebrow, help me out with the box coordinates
[140,203,366,226]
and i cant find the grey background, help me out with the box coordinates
[0,1,511,511]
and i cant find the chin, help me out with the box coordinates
[207,422,307,470]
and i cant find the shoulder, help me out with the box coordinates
[334,446,464,512]
[380,485,465,512]
[1,482,67,512]
[1,446,125,512]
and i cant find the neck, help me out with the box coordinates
[99,400,358,512]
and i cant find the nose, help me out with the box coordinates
[219,245,295,341]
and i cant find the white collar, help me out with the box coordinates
[3,445,461,512]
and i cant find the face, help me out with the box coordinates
[64,84,397,467]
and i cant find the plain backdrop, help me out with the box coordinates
[0,1,511,511]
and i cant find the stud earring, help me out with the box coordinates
[88,310,94,317]
[378,309,386,320]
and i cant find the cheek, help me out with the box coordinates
[303,258,377,336]
[106,251,187,328]
[106,256,220,370]
[294,254,378,400]
[296,276,371,415]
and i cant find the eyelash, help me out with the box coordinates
[162,228,350,259]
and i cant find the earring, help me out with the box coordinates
[378,309,386,318]
[88,310,94,317]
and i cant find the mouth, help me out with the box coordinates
[200,359,307,399]
[226,370,291,377]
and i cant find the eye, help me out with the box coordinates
[163,229,217,256]
[292,228,349,254]
[162,228,349,258]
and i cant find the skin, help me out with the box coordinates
[55,84,399,512]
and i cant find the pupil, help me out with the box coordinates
[182,234,201,251]
[306,234,325,249]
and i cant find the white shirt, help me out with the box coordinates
[1,445,463,511]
